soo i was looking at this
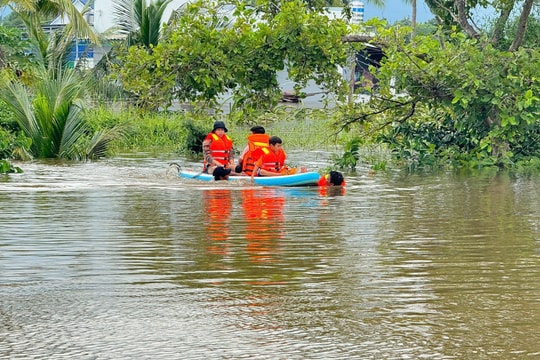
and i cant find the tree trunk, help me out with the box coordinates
[455,0,480,39]
[342,34,374,43]
[411,0,417,37]
[509,0,534,51]
[489,2,514,46]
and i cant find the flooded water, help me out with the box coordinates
[1,154,540,359]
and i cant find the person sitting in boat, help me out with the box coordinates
[235,125,270,176]
[250,136,295,179]
[318,171,346,186]
[202,120,235,180]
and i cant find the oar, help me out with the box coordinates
[169,162,205,178]
[193,169,205,178]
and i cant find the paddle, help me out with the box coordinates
[168,162,182,175]
[193,170,205,178]
[169,162,206,178]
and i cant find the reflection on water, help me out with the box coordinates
[1,158,540,359]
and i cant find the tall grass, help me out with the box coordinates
[86,105,354,155]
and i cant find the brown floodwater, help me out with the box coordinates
[1,153,539,359]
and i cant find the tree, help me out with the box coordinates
[0,65,118,159]
[0,1,119,160]
[342,18,539,169]
[1,0,99,70]
[112,0,173,51]
[424,0,535,50]
[116,0,350,111]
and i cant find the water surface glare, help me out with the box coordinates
[1,156,539,359]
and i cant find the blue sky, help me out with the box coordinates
[363,0,434,24]
[1,1,434,23]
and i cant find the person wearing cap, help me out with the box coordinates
[202,120,234,180]
[235,125,270,176]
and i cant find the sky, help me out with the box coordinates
[1,1,435,25]
[363,0,434,24]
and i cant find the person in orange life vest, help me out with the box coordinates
[235,125,270,176]
[317,171,346,186]
[318,171,346,196]
[202,120,235,180]
[250,136,289,180]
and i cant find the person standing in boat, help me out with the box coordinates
[235,125,270,176]
[202,121,234,180]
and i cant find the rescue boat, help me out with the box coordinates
[178,168,321,187]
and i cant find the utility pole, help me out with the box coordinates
[347,1,364,105]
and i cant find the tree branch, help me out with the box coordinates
[509,0,534,51]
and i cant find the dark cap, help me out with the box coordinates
[213,121,228,133]
[213,166,231,181]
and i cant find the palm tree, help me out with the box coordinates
[0,1,119,160]
[112,0,172,50]
[0,65,118,159]
[399,0,417,35]
[1,0,99,69]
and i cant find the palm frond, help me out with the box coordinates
[85,126,125,159]
[2,0,37,12]
[113,0,172,48]
[58,101,90,159]
[43,0,100,44]
[0,81,40,143]
[112,0,140,36]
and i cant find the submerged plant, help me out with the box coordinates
[332,136,361,170]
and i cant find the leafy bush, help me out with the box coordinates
[0,159,23,174]
[184,120,207,155]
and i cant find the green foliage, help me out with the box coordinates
[0,66,120,159]
[6,0,99,71]
[515,156,540,175]
[0,158,23,173]
[0,124,32,162]
[116,0,349,112]
[183,120,207,155]
[491,14,540,50]
[84,106,205,154]
[0,99,17,130]
[112,0,173,50]
[0,25,33,73]
[331,136,361,170]
[423,0,483,31]
[345,23,540,170]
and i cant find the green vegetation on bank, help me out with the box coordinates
[0,0,539,175]
[83,105,357,160]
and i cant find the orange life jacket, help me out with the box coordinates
[258,147,286,173]
[318,174,346,196]
[204,132,233,169]
[317,174,347,186]
[242,133,270,176]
